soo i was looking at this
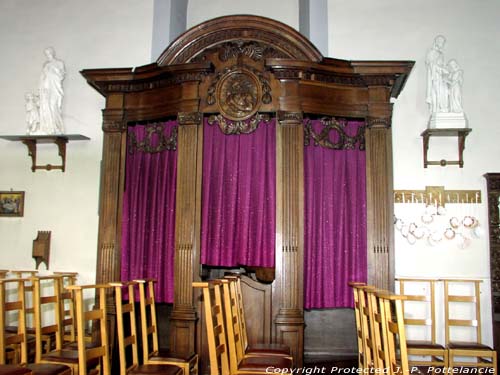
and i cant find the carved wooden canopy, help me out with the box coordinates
[81,15,413,126]
[80,15,414,368]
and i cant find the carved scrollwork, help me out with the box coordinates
[167,29,307,64]
[208,113,271,135]
[217,40,289,62]
[304,117,365,150]
[127,123,177,153]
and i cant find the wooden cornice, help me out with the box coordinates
[80,62,213,96]
[266,58,414,98]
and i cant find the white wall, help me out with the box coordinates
[187,0,299,30]
[0,0,154,284]
[329,0,500,345]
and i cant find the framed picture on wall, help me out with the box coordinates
[0,191,25,217]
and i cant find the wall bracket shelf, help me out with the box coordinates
[0,134,90,172]
[421,128,471,168]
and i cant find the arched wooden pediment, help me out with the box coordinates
[157,15,323,65]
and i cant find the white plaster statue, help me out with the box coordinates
[446,59,464,113]
[25,91,40,134]
[38,47,65,134]
[426,35,449,113]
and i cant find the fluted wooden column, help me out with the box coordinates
[275,110,304,367]
[170,111,203,356]
[96,102,127,284]
[365,115,394,290]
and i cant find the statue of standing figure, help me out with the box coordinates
[425,36,464,115]
[38,47,65,134]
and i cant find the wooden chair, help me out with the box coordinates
[224,276,291,359]
[444,279,497,373]
[396,278,447,371]
[0,278,71,375]
[111,281,183,375]
[348,282,366,369]
[358,285,378,370]
[38,284,111,375]
[377,291,410,375]
[192,282,230,375]
[219,279,292,375]
[135,279,198,375]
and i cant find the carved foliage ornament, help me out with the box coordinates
[208,113,271,135]
[304,118,365,150]
[128,123,177,153]
[207,66,272,119]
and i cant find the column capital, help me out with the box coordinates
[277,111,303,125]
[367,116,392,129]
[102,109,127,133]
[178,111,202,126]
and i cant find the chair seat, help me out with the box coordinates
[237,356,292,371]
[246,343,291,356]
[0,365,32,375]
[62,341,99,350]
[129,365,184,375]
[26,364,72,375]
[41,350,99,368]
[448,341,494,350]
[406,340,445,350]
[152,349,197,362]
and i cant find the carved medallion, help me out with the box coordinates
[216,69,261,121]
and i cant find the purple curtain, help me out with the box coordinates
[304,119,367,309]
[121,121,177,303]
[201,118,276,267]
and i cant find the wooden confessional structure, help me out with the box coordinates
[81,15,413,367]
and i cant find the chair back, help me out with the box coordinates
[348,282,366,369]
[397,278,438,343]
[53,273,78,344]
[112,282,140,375]
[135,279,160,362]
[365,288,385,371]
[377,292,409,375]
[0,279,28,365]
[220,280,245,372]
[66,284,111,375]
[31,276,65,361]
[444,279,482,345]
[193,282,230,375]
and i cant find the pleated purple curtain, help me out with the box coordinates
[304,119,367,309]
[121,121,178,303]
[201,118,276,268]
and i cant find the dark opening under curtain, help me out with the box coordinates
[121,121,177,303]
[201,117,276,268]
[304,118,367,309]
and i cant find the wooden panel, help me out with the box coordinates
[240,276,273,345]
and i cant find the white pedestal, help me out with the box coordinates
[428,112,468,129]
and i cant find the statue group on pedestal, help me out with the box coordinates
[426,35,464,115]
[26,47,65,135]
